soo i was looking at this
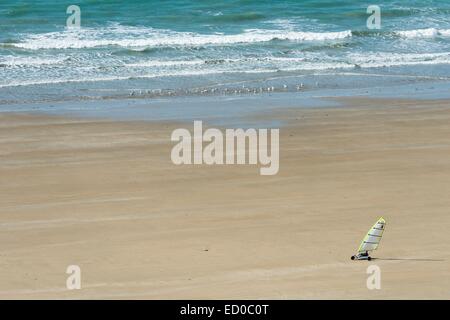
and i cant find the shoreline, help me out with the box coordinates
[2,79,450,130]
[1,97,449,299]
[2,70,450,114]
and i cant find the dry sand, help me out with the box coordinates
[0,98,449,299]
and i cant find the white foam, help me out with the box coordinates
[395,28,450,39]
[0,56,67,66]
[125,60,204,68]
[348,52,450,68]
[266,19,297,31]
[3,51,450,89]
[7,25,352,50]
[439,29,450,37]
[0,75,131,88]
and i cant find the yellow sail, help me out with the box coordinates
[358,217,386,253]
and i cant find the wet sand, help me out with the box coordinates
[0,98,449,299]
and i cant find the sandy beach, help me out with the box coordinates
[0,97,449,299]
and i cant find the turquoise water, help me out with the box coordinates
[1,0,450,104]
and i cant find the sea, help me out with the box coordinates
[1,0,450,111]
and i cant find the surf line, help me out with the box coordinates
[171,121,279,175]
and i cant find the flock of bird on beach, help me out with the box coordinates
[127,82,317,98]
